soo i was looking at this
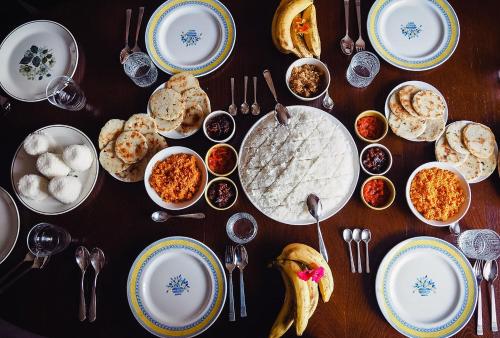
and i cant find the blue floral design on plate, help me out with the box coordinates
[413,275,437,296]
[400,22,422,40]
[180,30,202,47]
[19,45,55,80]
[166,274,190,296]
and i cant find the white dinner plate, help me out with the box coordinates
[376,237,477,338]
[0,20,78,102]
[367,0,459,71]
[11,125,99,215]
[127,236,226,338]
[0,186,20,264]
[145,0,236,77]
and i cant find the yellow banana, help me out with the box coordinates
[275,0,313,52]
[278,243,334,302]
[268,269,295,338]
[306,278,319,319]
[272,0,302,57]
[303,4,321,57]
[290,14,314,58]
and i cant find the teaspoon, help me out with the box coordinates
[151,211,205,222]
[352,229,362,273]
[361,229,371,273]
[240,76,249,114]
[228,77,237,116]
[89,248,105,323]
[119,9,132,64]
[251,76,260,115]
[75,246,90,321]
[343,229,355,273]
[483,260,498,332]
[306,194,328,262]
[262,69,290,126]
[131,7,144,53]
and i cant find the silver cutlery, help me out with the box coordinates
[0,252,35,286]
[235,245,248,318]
[361,229,371,273]
[483,260,498,332]
[251,76,260,115]
[131,7,145,53]
[342,229,355,273]
[151,211,205,223]
[76,246,90,321]
[474,260,484,335]
[89,248,105,323]
[0,255,48,294]
[119,9,132,64]
[449,222,461,236]
[241,76,249,114]
[229,77,237,116]
[225,245,236,321]
[262,69,290,126]
[306,194,328,262]
[354,0,365,52]
[0,94,11,114]
[340,0,354,55]
[352,229,362,273]
[322,89,334,110]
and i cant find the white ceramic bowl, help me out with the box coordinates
[144,146,208,210]
[360,143,393,176]
[285,57,330,101]
[203,110,236,143]
[405,161,471,227]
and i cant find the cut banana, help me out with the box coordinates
[275,0,313,52]
[291,14,314,58]
[303,4,321,57]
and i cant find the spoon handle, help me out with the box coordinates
[230,77,235,105]
[228,272,235,321]
[253,76,257,104]
[478,283,483,335]
[89,274,98,322]
[365,242,370,273]
[243,76,248,103]
[356,242,362,273]
[239,269,247,317]
[134,7,145,47]
[174,213,205,220]
[347,243,355,273]
[79,272,86,321]
[317,221,328,263]
[125,9,132,45]
[343,0,350,35]
[491,283,498,331]
[262,70,278,102]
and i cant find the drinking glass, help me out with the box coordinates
[27,223,72,257]
[346,51,380,88]
[46,76,87,111]
[123,52,158,87]
[457,229,500,260]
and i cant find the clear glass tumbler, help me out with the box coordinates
[46,76,87,111]
[346,51,380,88]
[27,223,72,257]
[123,52,158,87]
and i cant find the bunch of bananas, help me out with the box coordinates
[272,0,321,58]
[269,243,334,338]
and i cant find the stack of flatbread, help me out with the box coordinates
[435,120,497,182]
[149,72,211,136]
[98,114,168,182]
[388,85,446,142]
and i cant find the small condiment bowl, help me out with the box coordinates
[205,177,238,211]
[354,110,388,143]
[205,143,238,177]
[359,143,393,176]
[360,176,396,211]
[203,110,236,143]
[405,161,471,227]
[226,212,258,244]
[285,57,331,101]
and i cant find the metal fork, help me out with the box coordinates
[225,245,236,322]
[474,260,484,335]
[0,255,49,294]
[354,0,366,52]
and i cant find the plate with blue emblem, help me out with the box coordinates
[375,236,477,338]
[367,0,460,71]
[145,0,236,77]
[127,236,226,337]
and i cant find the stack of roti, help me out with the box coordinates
[388,84,446,142]
[98,114,168,182]
[435,120,497,182]
[149,72,211,136]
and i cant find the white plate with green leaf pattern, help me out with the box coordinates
[0,20,78,102]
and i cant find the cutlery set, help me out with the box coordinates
[225,244,248,321]
[474,259,498,335]
[341,0,365,55]
[75,247,105,322]
[229,76,260,116]
[343,228,371,273]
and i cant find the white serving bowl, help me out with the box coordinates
[405,161,471,227]
[144,146,208,210]
[203,110,236,143]
[359,143,393,176]
[285,57,331,101]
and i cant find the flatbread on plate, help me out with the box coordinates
[124,114,157,134]
[114,131,148,164]
[389,92,412,119]
[388,112,426,140]
[445,120,470,155]
[457,153,482,182]
[463,123,495,159]
[398,85,420,117]
[154,111,185,132]
[416,117,445,141]
[149,88,185,121]
[99,141,131,174]
[435,134,468,165]
[412,90,445,119]
[181,87,211,115]
[478,150,497,179]
[166,72,199,93]
[175,104,204,135]
[98,119,124,150]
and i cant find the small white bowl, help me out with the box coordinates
[405,161,471,227]
[205,177,238,211]
[203,110,236,143]
[360,143,393,176]
[144,146,208,211]
[285,57,331,101]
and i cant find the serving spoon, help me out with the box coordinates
[263,69,290,126]
[307,194,328,262]
[151,211,205,223]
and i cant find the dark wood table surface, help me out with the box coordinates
[0,0,499,337]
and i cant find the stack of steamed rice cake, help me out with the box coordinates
[18,133,94,204]
[149,72,210,134]
[435,121,497,182]
[98,113,168,182]
[388,85,446,142]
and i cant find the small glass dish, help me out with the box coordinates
[226,212,258,244]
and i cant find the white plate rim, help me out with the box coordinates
[0,186,20,264]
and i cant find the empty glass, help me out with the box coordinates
[46,76,87,111]
[27,223,72,257]
[346,51,380,88]
[123,52,158,87]
[457,229,500,260]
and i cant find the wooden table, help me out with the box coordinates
[0,0,499,337]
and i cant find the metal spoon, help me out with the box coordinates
[352,229,362,273]
[89,248,105,323]
[483,260,498,332]
[343,229,355,273]
[251,76,260,115]
[131,7,145,53]
[340,0,354,55]
[263,69,290,126]
[241,76,249,114]
[449,222,461,236]
[235,245,248,317]
[229,77,237,116]
[307,194,328,262]
[361,229,371,273]
[151,211,205,222]
[75,246,90,321]
[119,9,132,64]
